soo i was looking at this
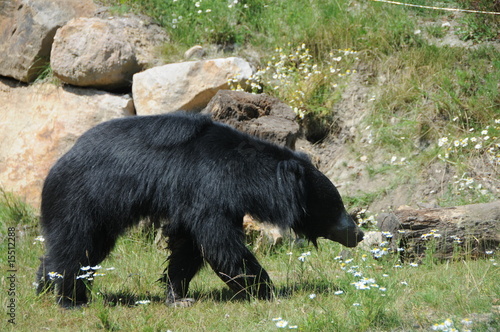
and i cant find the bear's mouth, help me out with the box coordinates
[326,229,364,248]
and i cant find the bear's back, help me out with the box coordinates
[78,112,213,150]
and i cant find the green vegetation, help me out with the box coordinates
[2,1,499,330]
[100,0,499,207]
[1,195,498,331]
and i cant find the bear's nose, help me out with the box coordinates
[356,229,364,243]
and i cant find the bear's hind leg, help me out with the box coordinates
[37,220,120,307]
[163,234,204,307]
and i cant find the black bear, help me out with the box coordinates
[36,112,363,307]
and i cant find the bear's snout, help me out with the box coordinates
[327,211,365,247]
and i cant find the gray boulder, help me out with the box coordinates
[0,0,95,82]
[51,16,168,90]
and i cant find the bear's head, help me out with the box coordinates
[297,166,364,248]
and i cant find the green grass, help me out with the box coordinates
[1,193,498,331]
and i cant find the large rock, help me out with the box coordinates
[203,90,300,149]
[132,57,253,115]
[51,16,168,90]
[0,78,134,208]
[0,0,95,82]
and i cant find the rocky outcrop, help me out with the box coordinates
[50,16,168,90]
[0,0,96,82]
[0,78,134,207]
[50,18,140,90]
[132,57,253,115]
[203,90,300,149]
[0,3,302,210]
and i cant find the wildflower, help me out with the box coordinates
[48,272,63,280]
[275,319,288,328]
[400,281,408,285]
[475,143,482,149]
[461,318,472,326]
[309,293,316,299]
[33,235,45,244]
[438,137,449,147]
[81,266,91,271]
[298,251,311,262]
[334,290,344,295]
[485,250,494,255]
[76,273,94,280]
[288,325,298,329]
[92,265,102,270]
[409,263,418,267]
[352,281,370,290]
[352,303,361,306]
[382,231,393,238]
[431,318,454,331]
[379,287,387,292]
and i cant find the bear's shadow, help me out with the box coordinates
[100,281,343,307]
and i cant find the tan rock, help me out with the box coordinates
[132,57,253,115]
[0,78,134,208]
[0,0,95,82]
[51,17,142,90]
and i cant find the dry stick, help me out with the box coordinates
[369,0,500,15]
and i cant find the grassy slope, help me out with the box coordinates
[2,224,499,331]
[2,0,499,331]
[102,0,499,209]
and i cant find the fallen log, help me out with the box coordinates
[377,201,500,260]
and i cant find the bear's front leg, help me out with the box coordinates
[163,235,204,307]
[196,225,275,301]
[212,250,275,301]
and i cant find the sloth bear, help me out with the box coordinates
[36,112,363,307]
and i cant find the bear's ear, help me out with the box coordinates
[277,159,305,182]
[276,159,307,213]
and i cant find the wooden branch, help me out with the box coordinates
[377,201,500,260]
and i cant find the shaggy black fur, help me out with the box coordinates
[36,112,363,307]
